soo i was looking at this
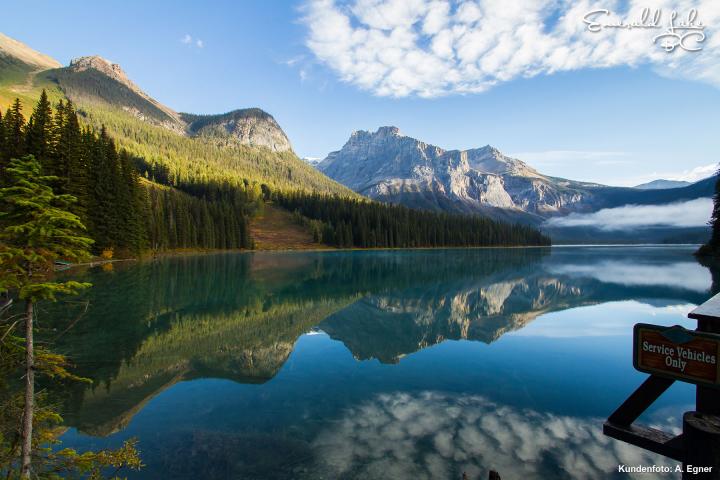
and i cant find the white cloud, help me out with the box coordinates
[180,34,204,49]
[282,55,305,67]
[545,198,713,230]
[301,0,720,97]
[664,163,718,182]
[310,392,679,479]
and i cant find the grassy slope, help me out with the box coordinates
[0,60,65,114]
[250,204,326,250]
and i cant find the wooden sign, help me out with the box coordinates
[633,324,720,387]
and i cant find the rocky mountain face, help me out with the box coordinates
[182,109,292,152]
[64,55,186,132]
[44,54,293,150]
[318,127,714,225]
[0,32,353,196]
[319,127,602,221]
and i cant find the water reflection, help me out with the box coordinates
[319,248,709,363]
[42,246,716,478]
[310,391,677,480]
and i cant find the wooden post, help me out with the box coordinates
[604,292,720,470]
[688,298,720,416]
[684,296,720,479]
[682,412,720,479]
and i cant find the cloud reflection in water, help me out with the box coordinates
[311,392,678,480]
[549,261,710,293]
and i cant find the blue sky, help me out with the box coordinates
[3,0,719,186]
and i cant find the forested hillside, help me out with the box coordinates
[37,63,356,197]
[0,93,254,253]
[0,93,550,253]
[0,33,551,253]
[275,191,550,248]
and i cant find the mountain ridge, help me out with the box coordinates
[0,32,60,71]
[319,126,602,219]
[634,179,693,190]
[0,32,354,196]
[318,126,715,230]
[181,109,292,152]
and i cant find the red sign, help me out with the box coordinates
[633,324,720,387]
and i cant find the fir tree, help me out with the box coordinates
[0,155,93,478]
[0,109,4,178]
[3,99,25,164]
[86,126,121,251]
[24,90,54,171]
[697,166,720,256]
[57,101,90,221]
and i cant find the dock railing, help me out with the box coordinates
[604,292,720,479]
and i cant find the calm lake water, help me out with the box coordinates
[47,246,717,479]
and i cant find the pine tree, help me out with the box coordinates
[24,90,54,171]
[57,101,89,221]
[0,155,93,478]
[119,150,148,251]
[3,99,25,164]
[697,166,720,256]
[0,109,5,178]
[86,126,121,252]
[0,95,264,256]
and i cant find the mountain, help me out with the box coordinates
[182,108,292,152]
[318,127,716,233]
[319,126,575,222]
[0,32,60,71]
[54,55,186,133]
[49,56,294,151]
[0,33,548,253]
[634,179,693,190]
[303,156,322,167]
[0,34,353,197]
[0,32,59,110]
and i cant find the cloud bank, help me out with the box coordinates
[545,198,713,230]
[663,163,718,183]
[302,0,720,97]
[311,391,678,479]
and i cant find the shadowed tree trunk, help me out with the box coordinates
[20,299,34,479]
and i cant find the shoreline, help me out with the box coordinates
[88,242,703,266]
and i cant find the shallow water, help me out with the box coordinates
[49,246,715,479]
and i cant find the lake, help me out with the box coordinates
[47,246,716,479]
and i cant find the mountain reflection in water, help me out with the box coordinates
[45,246,716,479]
